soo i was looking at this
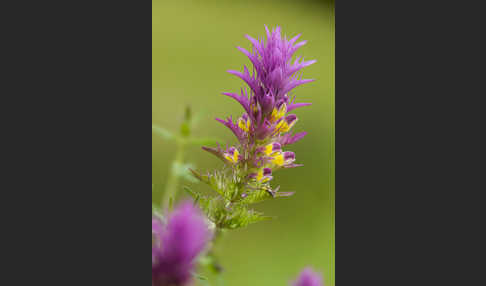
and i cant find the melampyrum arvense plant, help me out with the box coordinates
[153,26,323,286]
[189,25,316,230]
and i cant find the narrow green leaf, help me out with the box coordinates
[189,169,210,184]
[192,273,208,281]
[240,189,273,204]
[152,125,175,140]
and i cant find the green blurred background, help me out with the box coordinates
[152,0,334,285]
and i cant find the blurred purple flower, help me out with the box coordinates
[291,267,323,286]
[152,202,211,286]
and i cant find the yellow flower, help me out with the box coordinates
[238,117,251,132]
[275,114,297,134]
[271,152,285,166]
[270,103,287,123]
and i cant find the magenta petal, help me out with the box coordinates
[245,34,263,56]
[202,146,226,163]
[222,92,250,114]
[288,40,308,58]
[215,117,245,142]
[288,33,302,45]
[282,79,315,95]
[227,67,259,95]
[237,46,261,72]
[287,103,312,112]
[287,59,317,77]
[290,132,307,143]
[264,24,271,39]
[279,132,307,146]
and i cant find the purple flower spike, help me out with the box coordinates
[291,267,323,286]
[152,202,211,286]
[225,25,315,121]
[203,26,314,201]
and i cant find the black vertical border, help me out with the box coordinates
[24,0,155,284]
[336,0,484,285]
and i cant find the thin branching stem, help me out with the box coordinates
[162,138,185,210]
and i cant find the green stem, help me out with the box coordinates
[162,139,185,210]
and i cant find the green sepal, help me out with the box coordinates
[240,188,273,204]
[218,205,272,229]
[189,168,210,184]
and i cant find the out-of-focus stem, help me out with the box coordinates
[208,227,225,274]
[162,139,185,210]
[212,227,225,245]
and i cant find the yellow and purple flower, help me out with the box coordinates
[223,146,240,164]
